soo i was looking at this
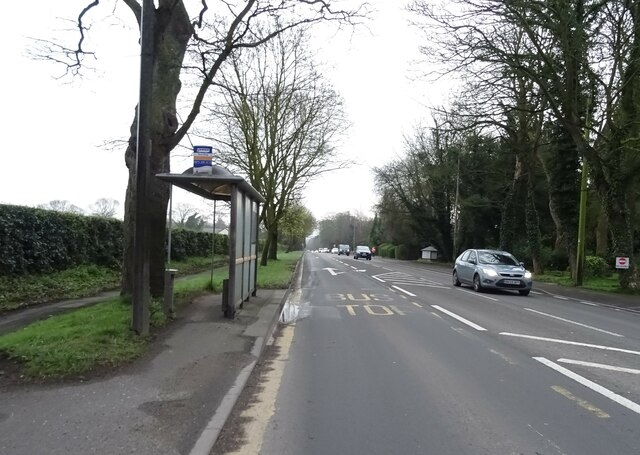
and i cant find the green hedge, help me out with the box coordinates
[395,244,410,260]
[0,204,228,276]
[0,204,123,275]
[170,228,228,260]
[378,243,396,258]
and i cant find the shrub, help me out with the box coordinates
[378,243,396,258]
[548,248,570,271]
[395,244,410,260]
[584,255,611,278]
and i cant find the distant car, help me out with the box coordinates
[453,249,532,296]
[338,244,350,255]
[331,247,339,254]
[353,245,372,260]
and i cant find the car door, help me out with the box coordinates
[457,250,472,283]
[461,250,478,283]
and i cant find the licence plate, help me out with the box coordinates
[503,279,520,285]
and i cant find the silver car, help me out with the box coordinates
[452,249,532,296]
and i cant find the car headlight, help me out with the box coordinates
[524,271,532,279]
[484,268,498,277]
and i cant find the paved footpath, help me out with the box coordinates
[0,289,287,455]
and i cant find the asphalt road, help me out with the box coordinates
[214,252,640,454]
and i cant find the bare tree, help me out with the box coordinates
[38,200,84,214]
[171,202,200,228]
[90,198,120,217]
[204,26,350,264]
[43,1,366,296]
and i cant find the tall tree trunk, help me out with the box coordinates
[525,178,543,274]
[595,204,609,257]
[596,178,639,289]
[500,156,523,252]
[268,228,278,260]
[121,2,192,298]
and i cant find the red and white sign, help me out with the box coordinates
[615,257,630,269]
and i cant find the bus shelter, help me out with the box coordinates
[156,166,265,318]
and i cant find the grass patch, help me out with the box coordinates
[0,251,302,379]
[0,256,227,314]
[535,271,638,294]
[0,298,167,379]
[0,265,121,313]
[257,251,302,288]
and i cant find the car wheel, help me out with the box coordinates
[519,290,530,296]
[354,256,357,260]
[473,274,483,292]
[452,271,461,287]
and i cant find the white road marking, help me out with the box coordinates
[390,305,406,315]
[500,333,640,356]
[557,359,640,375]
[531,291,543,295]
[392,285,416,297]
[322,267,344,276]
[524,308,623,337]
[534,357,640,415]
[432,305,487,331]
[456,288,499,301]
[411,302,423,308]
[580,301,598,306]
[553,295,569,300]
[372,275,385,283]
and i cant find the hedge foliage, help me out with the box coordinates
[0,204,228,276]
[0,204,123,275]
[170,228,228,261]
[378,243,396,258]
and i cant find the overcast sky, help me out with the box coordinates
[0,1,449,222]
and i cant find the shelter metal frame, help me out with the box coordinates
[156,167,265,318]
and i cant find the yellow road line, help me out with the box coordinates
[551,385,610,418]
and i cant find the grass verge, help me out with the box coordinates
[0,256,227,313]
[0,251,301,380]
[534,271,637,294]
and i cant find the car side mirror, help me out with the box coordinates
[519,262,525,267]
[469,259,476,265]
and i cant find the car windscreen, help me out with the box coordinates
[478,252,518,265]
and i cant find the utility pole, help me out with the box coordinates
[453,154,460,260]
[575,95,591,286]
[132,0,154,335]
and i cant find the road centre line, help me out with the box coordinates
[456,288,499,301]
[372,276,385,283]
[500,333,640,356]
[432,305,487,331]
[534,357,640,416]
[557,359,640,375]
[392,286,416,297]
[524,308,623,337]
[411,302,423,308]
